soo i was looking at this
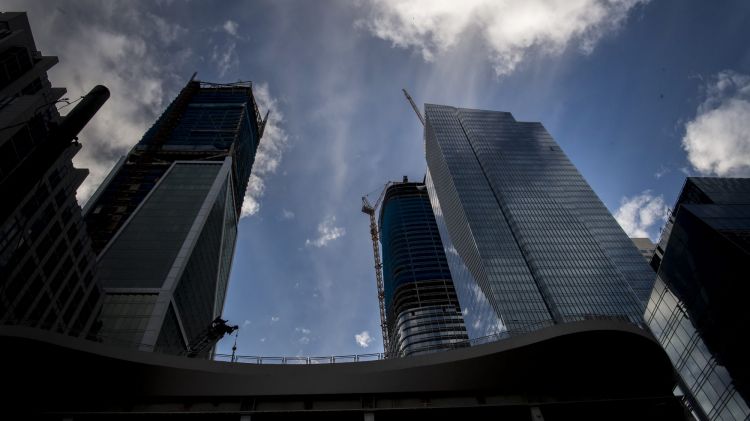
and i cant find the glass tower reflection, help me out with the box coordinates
[424,104,652,338]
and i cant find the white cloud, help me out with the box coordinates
[355,330,373,348]
[241,174,264,218]
[259,337,266,343]
[305,216,346,247]
[223,20,239,37]
[281,209,295,220]
[682,71,750,177]
[240,83,290,218]
[295,327,312,345]
[614,191,669,240]
[243,319,251,327]
[211,41,237,78]
[655,165,669,179]
[270,316,280,323]
[10,2,192,204]
[358,0,647,76]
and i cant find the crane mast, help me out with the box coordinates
[360,91,423,358]
[361,185,391,357]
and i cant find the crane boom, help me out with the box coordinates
[402,89,425,127]
[361,184,392,357]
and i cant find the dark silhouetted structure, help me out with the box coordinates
[2,320,688,419]
[0,12,107,338]
[83,79,266,355]
[379,178,467,357]
[645,177,750,420]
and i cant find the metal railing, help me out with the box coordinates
[213,316,645,365]
[213,353,386,364]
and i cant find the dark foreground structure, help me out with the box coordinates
[646,177,750,420]
[0,12,107,337]
[2,320,686,419]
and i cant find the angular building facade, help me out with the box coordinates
[645,177,750,420]
[423,104,653,339]
[0,12,106,338]
[84,80,266,354]
[631,237,657,262]
[379,178,468,356]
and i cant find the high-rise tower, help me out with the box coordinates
[84,79,266,354]
[645,177,750,420]
[0,12,107,337]
[424,104,653,338]
[379,178,468,356]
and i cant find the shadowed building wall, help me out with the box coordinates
[645,177,750,420]
[0,12,104,339]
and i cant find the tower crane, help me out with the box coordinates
[361,182,394,357]
[360,90,424,357]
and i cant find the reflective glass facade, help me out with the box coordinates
[86,81,265,355]
[646,177,750,420]
[424,104,651,339]
[379,181,468,356]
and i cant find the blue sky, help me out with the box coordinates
[6,0,750,357]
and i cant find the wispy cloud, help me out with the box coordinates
[295,327,311,345]
[223,20,239,37]
[270,316,280,323]
[241,83,290,218]
[211,41,237,78]
[12,2,192,204]
[305,216,346,247]
[281,209,295,220]
[682,70,750,176]
[614,191,669,241]
[355,330,373,348]
[654,165,669,179]
[357,0,648,76]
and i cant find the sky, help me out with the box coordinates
[5,0,749,357]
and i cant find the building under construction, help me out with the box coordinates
[83,78,267,356]
[363,177,468,357]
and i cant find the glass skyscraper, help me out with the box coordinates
[423,104,653,339]
[645,177,750,420]
[84,79,266,355]
[379,178,468,357]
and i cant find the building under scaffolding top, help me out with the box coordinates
[83,78,267,357]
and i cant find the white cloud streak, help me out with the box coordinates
[211,41,237,78]
[355,330,373,348]
[240,83,289,218]
[614,191,669,240]
[358,0,647,76]
[305,216,346,247]
[682,71,750,177]
[13,2,192,204]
